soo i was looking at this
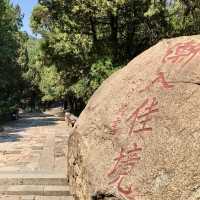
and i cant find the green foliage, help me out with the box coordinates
[168,0,200,35]
[22,38,65,106]
[71,58,119,101]
[39,65,65,101]
[27,0,200,107]
[0,0,24,118]
[24,39,43,87]
[30,4,49,34]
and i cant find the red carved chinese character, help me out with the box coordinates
[111,103,128,135]
[162,41,200,67]
[118,177,137,200]
[139,72,174,93]
[108,143,142,180]
[108,143,142,199]
[127,97,159,136]
[112,119,120,135]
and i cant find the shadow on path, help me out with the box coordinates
[0,133,23,143]
[20,112,54,118]
[0,112,63,143]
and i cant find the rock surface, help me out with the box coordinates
[68,35,200,200]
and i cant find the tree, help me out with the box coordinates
[39,65,65,101]
[0,0,25,120]
[29,0,200,114]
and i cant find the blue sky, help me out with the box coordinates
[11,0,37,35]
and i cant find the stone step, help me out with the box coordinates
[0,172,68,186]
[0,195,74,200]
[0,185,71,196]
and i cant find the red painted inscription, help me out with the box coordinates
[126,97,159,137]
[108,143,142,199]
[111,103,128,135]
[139,72,174,93]
[162,40,200,67]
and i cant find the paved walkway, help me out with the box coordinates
[0,112,73,199]
[0,112,70,173]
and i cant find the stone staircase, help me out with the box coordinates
[0,172,73,200]
[0,113,75,199]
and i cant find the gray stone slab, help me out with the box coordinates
[0,185,70,196]
[43,185,70,196]
[0,196,74,200]
[4,185,44,195]
[0,172,68,186]
[39,132,55,172]
[35,196,74,200]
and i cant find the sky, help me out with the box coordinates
[11,0,38,36]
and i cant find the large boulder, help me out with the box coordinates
[68,35,200,200]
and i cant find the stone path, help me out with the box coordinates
[0,112,73,199]
[0,196,73,200]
